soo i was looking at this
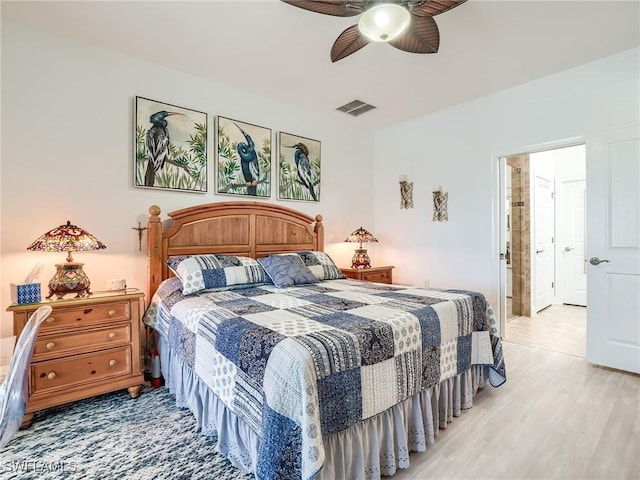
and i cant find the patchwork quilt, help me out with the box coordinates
[143,278,506,480]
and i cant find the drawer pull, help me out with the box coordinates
[46,317,55,324]
[109,360,117,367]
[108,309,116,316]
[46,342,56,350]
[47,372,57,380]
[108,332,116,339]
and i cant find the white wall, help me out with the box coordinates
[552,144,587,180]
[531,144,586,180]
[0,19,374,336]
[372,47,639,316]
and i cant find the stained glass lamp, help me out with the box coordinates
[27,221,106,299]
[344,226,378,269]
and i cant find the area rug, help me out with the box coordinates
[1,384,254,480]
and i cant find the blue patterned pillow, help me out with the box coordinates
[258,255,319,288]
[166,255,191,273]
[293,251,346,281]
[171,255,268,295]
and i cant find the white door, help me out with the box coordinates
[560,180,587,306]
[587,93,640,374]
[534,175,555,312]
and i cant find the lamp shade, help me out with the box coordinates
[27,221,106,299]
[27,221,106,259]
[358,3,411,42]
[344,227,379,245]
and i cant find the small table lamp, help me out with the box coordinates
[345,226,378,269]
[27,221,106,299]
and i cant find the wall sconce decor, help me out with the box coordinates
[345,226,378,269]
[433,186,448,222]
[27,221,106,299]
[399,174,413,209]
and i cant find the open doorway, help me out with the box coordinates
[502,144,586,357]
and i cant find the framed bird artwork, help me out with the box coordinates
[278,132,321,202]
[216,116,272,198]
[134,96,208,193]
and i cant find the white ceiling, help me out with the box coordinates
[3,0,639,132]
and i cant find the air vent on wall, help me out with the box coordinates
[336,100,376,117]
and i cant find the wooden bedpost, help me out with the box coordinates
[314,214,324,251]
[147,205,162,302]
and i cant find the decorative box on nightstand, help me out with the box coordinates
[6,291,145,427]
[340,266,394,284]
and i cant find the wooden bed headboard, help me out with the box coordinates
[146,201,324,299]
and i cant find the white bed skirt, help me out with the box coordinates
[158,336,488,480]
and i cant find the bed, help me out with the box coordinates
[142,201,506,480]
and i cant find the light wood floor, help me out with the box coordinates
[506,304,586,357]
[392,341,640,480]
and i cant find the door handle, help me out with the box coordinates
[589,257,610,266]
[536,249,544,254]
[564,246,574,252]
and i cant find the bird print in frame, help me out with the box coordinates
[134,96,207,193]
[278,132,320,202]
[217,116,271,197]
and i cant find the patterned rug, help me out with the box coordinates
[1,384,254,479]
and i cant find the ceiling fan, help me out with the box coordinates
[281,0,467,62]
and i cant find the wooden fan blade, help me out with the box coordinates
[281,0,364,17]
[331,25,370,62]
[409,0,467,17]
[389,15,439,54]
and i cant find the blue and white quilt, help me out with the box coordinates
[144,277,506,480]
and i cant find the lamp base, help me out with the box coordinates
[47,262,92,300]
[351,248,372,269]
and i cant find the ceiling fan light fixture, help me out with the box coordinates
[358,3,411,42]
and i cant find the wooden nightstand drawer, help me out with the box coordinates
[341,266,394,284]
[39,301,130,332]
[33,324,131,359]
[31,346,132,394]
[360,270,392,283]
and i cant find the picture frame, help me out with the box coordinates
[217,116,271,198]
[278,131,321,202]
[134,96,208,193]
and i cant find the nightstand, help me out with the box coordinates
[6,291,145,427]
[341,266,394,284]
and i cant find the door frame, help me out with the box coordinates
[495,136,585,339]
